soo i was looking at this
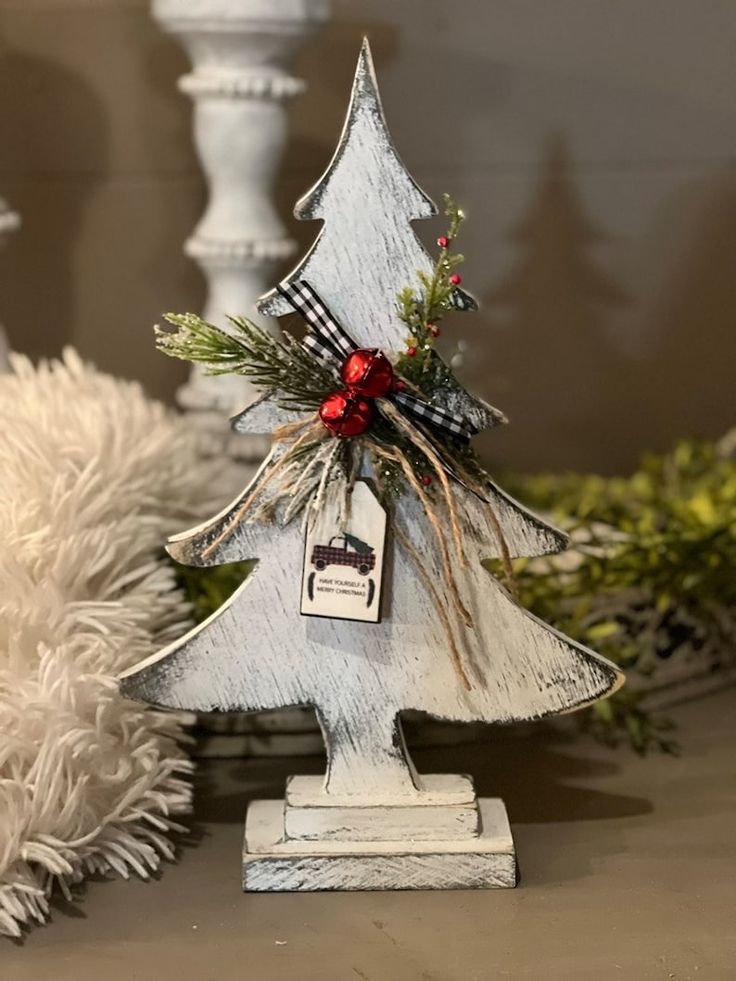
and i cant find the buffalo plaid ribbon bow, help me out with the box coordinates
[277,280,475,444]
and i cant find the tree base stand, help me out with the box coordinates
[242,776,517,891]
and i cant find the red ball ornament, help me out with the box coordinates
[426,323,440,337]
[406,346,418,357]
[420,474,432,487]
[394,378,407,392]
[319,391,373,438]
[341,348,394,398]
[437,235,450,249]
[449,272,462,285]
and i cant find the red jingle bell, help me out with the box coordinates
[341,348,394,398]
[319,390,373,438]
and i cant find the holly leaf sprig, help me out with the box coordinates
[396,193,466,386]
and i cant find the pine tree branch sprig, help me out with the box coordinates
[155,314,251,376]
[155,313,337,410]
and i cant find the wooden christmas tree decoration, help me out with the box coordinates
[121,39,623,890]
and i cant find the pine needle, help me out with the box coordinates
[155,313,337,411]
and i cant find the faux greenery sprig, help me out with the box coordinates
[157,196,470,412]
[154,201,478,505]
[490,436,736,753]
[396,193,467,392]
[156,313,336,410]
[155,310,459,503]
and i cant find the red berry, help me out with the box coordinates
[437,235,450,249]
[406,346,417,357]
[449,273,462,285]
[341,348,394,398]
[420,474,432,487]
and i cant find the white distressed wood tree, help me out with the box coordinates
[122,40,623,890]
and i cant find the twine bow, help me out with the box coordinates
[277,280,476,444]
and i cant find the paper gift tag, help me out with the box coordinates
[301,480,387,623]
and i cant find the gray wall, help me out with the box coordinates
[0,0,733,472]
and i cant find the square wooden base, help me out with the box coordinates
[242,798,517,891]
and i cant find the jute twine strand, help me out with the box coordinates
[377,398,468,568]
[202,415,322,559]
[371,443,473,629]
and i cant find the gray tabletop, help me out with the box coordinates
[6,689,735,980]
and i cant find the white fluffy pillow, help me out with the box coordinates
[0,350,230,937]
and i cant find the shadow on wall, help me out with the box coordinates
[474,137,736,475]
[636,166,736,452]
[0,12,200,403]
[0,43,107,361]
[136,20,203,402]
[478,134,632,474]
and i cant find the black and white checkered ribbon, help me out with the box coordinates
[277,279,474,444]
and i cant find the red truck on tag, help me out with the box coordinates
[311,534,376,576]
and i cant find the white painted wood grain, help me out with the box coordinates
[286,773,475,807]
[285,774,480,842]
[284,801,480,843]
[120,461,622,801]
[243,798,516,890]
